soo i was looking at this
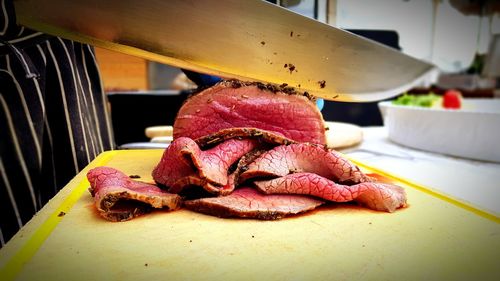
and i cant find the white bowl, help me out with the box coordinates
[378,99,500,163]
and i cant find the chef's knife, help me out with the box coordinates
[14,0,438,102]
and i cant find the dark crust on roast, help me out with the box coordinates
[98,191,181,222]
[100,206,152,222]
[234,149,266,173]
[186,79,316,102]
[99,192,153,222]
[222,149,267,194]
[195,127,296,149]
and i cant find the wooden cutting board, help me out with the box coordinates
[146,121,363,148]
[0,150,498,281]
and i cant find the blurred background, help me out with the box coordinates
[98,0,500,146]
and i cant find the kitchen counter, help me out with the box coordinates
[0,129,498,281]
[343,126,500,216]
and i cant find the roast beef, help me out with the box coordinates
[152,137,259,195]
[88,80,407,222]
[254,173,407,212]
[184,187,324,220]
[87,167,181,221]
[240,143,372,185]
[215,148,267,196]
[195,127,295,149]
[169,149,267,198]
[173,80,326,144]
[152,127,298,195]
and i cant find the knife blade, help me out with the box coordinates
[14,0,438,102]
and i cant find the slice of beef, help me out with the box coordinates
[87,167,181,221]
[195,127,295,149]
[152,137,259,194]
[194,138,258,186]
[151,137,196,189]
[184,187,324,220]
[254,173,407,212]
[213,149,267,196]
[173,80,326,144]
[240,143,372,185]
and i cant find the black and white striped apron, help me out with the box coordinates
[0,0,115,246]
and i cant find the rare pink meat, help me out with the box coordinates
[152,137,258,195]
[254,173,407,212]
[240,143,372,185]
[173,80,326,144]
[87,167,181,221]
[184,187,324,219]
[88,80,408,222]
[207,148,266,196]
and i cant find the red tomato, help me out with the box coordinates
[442,90,462,109]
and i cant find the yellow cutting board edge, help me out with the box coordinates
[1,150,499,281]
[350,157,499,222]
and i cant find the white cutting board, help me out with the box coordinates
[2,150,498,281]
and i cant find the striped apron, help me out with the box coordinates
[0,0,115,246]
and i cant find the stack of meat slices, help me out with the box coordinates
[88,80,407,221]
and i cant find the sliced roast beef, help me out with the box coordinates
[173,80,326,144]
[89,79,407,222]
[184,187,324,220]
[240,143,372,185]
[211,149,267,196]
[152,136,258,194]
[254,173,407,212]
[151,137,196,189]
[87,167,181,221]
